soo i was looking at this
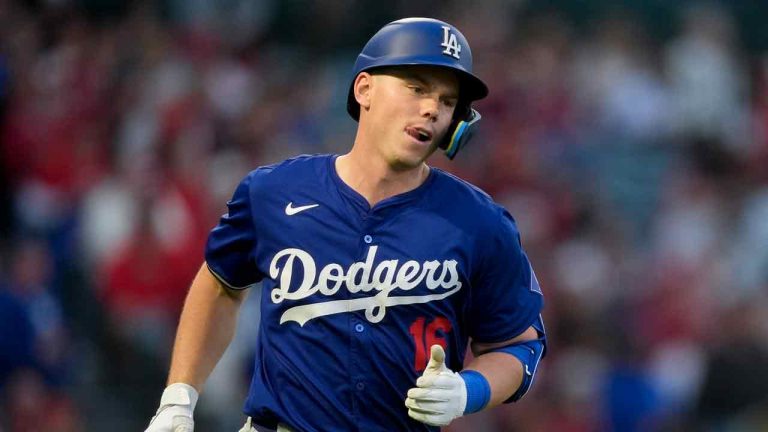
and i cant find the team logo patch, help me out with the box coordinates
[269,246,463,326]
[441,26,461,59]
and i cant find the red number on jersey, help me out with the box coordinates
[409,316,453,371]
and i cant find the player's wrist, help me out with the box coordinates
[459,370,491,414]
[145,383,199,431]
[160,382,200,412]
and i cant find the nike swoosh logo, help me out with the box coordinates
[285,202,320,216]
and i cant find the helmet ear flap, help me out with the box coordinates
[440,107,482,160]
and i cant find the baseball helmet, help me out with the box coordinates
[346,17,489,159]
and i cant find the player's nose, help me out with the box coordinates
[420,96,440,122]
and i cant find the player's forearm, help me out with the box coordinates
[166,263,248,390]
[462,351,524,408]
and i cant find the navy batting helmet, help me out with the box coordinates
[347,17,489,159]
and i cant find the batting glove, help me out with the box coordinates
[145,383,199,432]
[405,345,467,427]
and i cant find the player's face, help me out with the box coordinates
[367,66,459,170]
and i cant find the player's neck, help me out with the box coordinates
[335,149,430,207]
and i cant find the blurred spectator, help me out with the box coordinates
[3,368,81,432]
[573,12,672,142]
[99,202,199,357]
[665,2,750,150]
[696,301,768,429]
[727,186,768,299]
[0,286,35,388]
[5,239,68,382]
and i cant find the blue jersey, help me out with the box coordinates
[205,154,544,432]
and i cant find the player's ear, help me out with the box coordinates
[353,72,373,113]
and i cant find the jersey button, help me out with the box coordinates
[356,382,365,391]
[364,235,372,244]
[355,323,365,333]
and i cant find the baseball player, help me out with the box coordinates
[145,17,546,432]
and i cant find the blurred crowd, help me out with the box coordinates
[2,0,768,431]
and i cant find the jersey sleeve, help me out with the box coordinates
[467,207,544,343]
[204,172,263,289]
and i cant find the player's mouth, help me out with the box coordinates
[405,126,433,144]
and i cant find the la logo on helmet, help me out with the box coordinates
[441,26,461,59]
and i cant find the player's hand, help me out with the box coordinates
[145,383,199,432]
[405,345,467,426]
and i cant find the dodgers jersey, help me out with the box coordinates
[205,154,544,432]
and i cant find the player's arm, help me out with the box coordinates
[145,262,249,432]
[464,325,539,407]
[408,209,546,427]
[167,262,249,388]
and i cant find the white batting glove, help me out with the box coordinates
[145,383,199,432]
[405,345,467,426]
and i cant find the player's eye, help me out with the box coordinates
[408,85,425,95]
[442,98,457,108]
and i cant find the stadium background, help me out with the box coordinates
[2,0,768,430]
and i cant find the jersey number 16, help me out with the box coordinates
[409,316,452,372]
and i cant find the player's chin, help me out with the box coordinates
[405,138,438,159]
[392,146,434,170]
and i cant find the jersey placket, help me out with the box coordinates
[349,207,378,430]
